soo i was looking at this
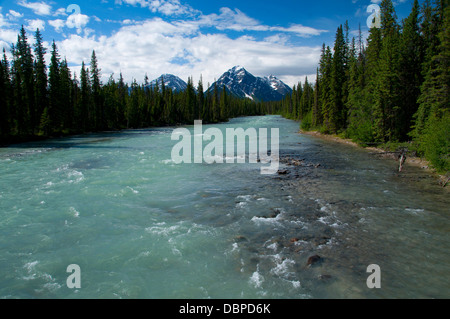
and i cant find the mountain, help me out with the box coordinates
[264,75,293,97]
[206,66,292,102]
[149,74,188,92]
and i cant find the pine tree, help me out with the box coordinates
[312,68,322,127]
[327,25,347,133]
[397,0,423,140]
[0,49,11,137]
[219,85,228,121]
[412,3,449,171]
[373,0,401,142]
[47,41,63,134]
[13,26,35,135]
[60,58,74,130]
[197,76,205,121]
[78,62,91,132]
[117,72,127,128]
[33,28,47,134]
[90,50,103,130]
[320,45,333,133]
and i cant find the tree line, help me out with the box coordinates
[0,27,269,145]
[279,0,449,173]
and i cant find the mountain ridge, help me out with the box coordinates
[147,67,292,101]
[206,66,292,101]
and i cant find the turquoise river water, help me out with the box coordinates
[0,115,448,299]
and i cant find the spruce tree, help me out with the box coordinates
[47,41,63,134]
[413,3,449,171]
[90,50,103,130]
[320,46,333,133]
[198,76,205,121]
[33,28,47,134]
[373,0,401,142]
[398,0,423,140]
[0,49,11,137]
[13,26,35,135]
[79,62,91,132]
[60,58,74,130]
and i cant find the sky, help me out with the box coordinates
[0,0,420,88]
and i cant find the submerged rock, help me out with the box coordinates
[319,274,332,281]
[307,255,322,266]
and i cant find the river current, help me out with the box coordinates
[0,115,448,299]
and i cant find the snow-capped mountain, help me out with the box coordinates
[206,66,292,101]
[149,74,188,92]
[264,75,293,97]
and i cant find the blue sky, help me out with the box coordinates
[0,0,419,87]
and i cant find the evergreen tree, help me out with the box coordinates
[0,49,11,137]
[320,45,333,132]
[412,3,449,172]
[78,62,91,132]
[47,41,62,134]
[33,28,47,134]
[90,50,103,130]
[197,76,205,121]
[60,58,74,130]
[398,0,423,140]
[13,26,35,135]
[373,0,401,142]
[219,85,228,121]
[312,68,322,127]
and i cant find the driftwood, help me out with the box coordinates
[371,147,409,173]
[397,149,407,172]
[442,176,450,188]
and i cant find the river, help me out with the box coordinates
[0,115,448,299]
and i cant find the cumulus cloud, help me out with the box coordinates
[18,0,52,16]
[49,13,90,34]
[116,0,198,16]
[197,7,327,37]
[25,18,46,31]
[56,17,322,88]
[1,1,325,88]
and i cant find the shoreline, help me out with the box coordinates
[299,130,449,189]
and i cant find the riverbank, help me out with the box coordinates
[299,130,449,189]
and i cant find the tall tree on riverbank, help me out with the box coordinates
[276,0,448,172]
[413,2,449,171]
[46,41,62,134]
[90,50,103,130]
[397,0,424,141]
[13,27,35,135]
[0,49,11,137]
[33,28,47,135]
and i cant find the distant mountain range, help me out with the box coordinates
[147,66,292,101]
[148,74,188,92]
[206,66,292,102]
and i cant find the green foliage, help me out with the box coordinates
[419,112,450,172]
[300,111,313,131]
[275,0,448,173]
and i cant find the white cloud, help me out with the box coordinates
[49,19,65,32]
[18,0,52,16]
[7,10,24,20]
[53,8,68,17]
[191,7,327,38]
[66,13,90,34]
[56,18,321,88]
[49,14,90,34]
[116,0,198,16]
[25,18,45,31]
